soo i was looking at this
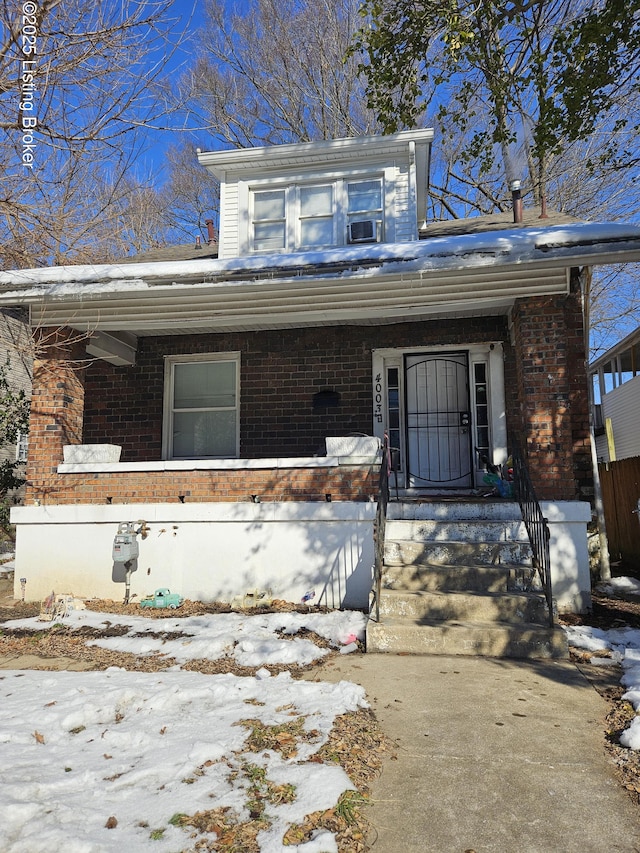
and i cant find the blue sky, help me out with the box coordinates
[138,0,203,181]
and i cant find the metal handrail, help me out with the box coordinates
[511,444,554,627]
[371,433,391,623]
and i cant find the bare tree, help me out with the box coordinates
[159,0,384,239]
[589,264,640,356]
[0,0,190,267]
[176,0,380,148]
[159,142,221,245]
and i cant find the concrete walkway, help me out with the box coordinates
[310,654,640,853]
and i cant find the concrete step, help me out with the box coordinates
[369,499,559,660]
[378,588,549,625]
[387,500,521,522]
[385,518,528,544]
[382,562,538,594]
[384,538,532,568]
[366,618,568,660]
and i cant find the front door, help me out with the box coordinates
[405,352,473,488]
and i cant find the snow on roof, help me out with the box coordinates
[1,222,640,302]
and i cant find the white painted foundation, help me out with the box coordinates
[540,501,593,613]
[11,502,376,610]
[10,498,592,614]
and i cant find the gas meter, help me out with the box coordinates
[112,521,139,563]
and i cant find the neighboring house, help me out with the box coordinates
[589,327,640,566]
[590,326,640,464]
[1,129,640,624]
[0,308,32,510]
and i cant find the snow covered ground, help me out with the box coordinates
[0,608,368,853]
[564,577,640,751]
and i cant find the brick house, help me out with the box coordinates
[2,129,640,625]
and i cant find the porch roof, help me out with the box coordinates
[1,221,640,342]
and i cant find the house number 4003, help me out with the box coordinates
[374,373,383,423]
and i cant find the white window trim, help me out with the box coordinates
[246,172,386,254]
[162,352,241,460]
[251,188,288,253]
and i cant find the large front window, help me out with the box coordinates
[164,354,240,459]
[250,177,383,252]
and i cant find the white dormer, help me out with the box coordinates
[198,129,434,259]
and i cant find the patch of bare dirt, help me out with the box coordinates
[0,590,348,677]
[86,596,333,619]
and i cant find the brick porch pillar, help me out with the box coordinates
[510,279,593,503]
[25,327,86,504]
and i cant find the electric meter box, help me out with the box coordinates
[112,533,139,563]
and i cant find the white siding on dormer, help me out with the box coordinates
[218,177,240,259]
[391,162,414,243]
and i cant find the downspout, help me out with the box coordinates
[582,266,611,581]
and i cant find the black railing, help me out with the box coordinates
[511,444,554,627]
[371,434,391,623]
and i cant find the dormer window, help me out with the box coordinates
[299,185,334,248]
[347,180,382,226]
[250,177,383,253]
[198,129,434,258]
[253,190,286,252]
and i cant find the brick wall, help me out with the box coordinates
[24,464,378,506]
[82,318,508,460]
[508,284,592,502]
[25,328,86,504]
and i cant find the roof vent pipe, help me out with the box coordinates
[205,219,216,244]
[511,180,523,224]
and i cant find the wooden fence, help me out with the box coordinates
[598,456,640,568]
